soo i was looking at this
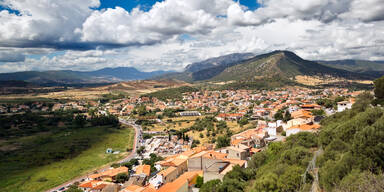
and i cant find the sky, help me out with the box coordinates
[0,0,384,73]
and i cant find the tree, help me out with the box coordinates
[73,114,87,128]
[216,135,230,148]
[277,166,304,192]
[283,110,292,122]
[374,75,384,102]
[274,110,284,120]
[195,176,204,188]
[311,109,325,116]
[238,118,249,127]
[65,185,83,192]
[200,179,221,192]
[253,172,279,192]
[137,146,145,155]
[115,173,129,183]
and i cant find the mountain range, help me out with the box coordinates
[0,67,173,86]
[1,51,383,87]
[157,50,378,84]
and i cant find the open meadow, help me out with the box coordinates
[0,125,134,192]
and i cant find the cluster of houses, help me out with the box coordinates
[52,87,362,192]
[77,142,252,192]
[0,100,92,114]
[103,88,359,119]
[141,136,193,157]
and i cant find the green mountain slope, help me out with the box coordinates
[319,60,384,78]
[209,51,370,82]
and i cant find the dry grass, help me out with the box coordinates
[0,80,190,101]
[295,75,373,86]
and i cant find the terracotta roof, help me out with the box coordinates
[180,150,196,158]
[291,110,313,119]
[89,173,102,179]
[288,123,321,131]
[101,167,129,177]
[136,165,151,176]
[79,181,94,188]
[93,183,107,190]
[192,146,207,153]
[219,158,246,167]
[122,185,145,192]
[79,181,108,190]
[251,148,261,153]
[171,158,187,166]
[158,166,177,177]
[301,104,320,108]
[202,151,228,159]
[231,139,244,146]
[157,171,202,192]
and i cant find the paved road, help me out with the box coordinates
[46,119,141,192]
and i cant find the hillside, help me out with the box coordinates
[209,51,371,82]
[153,52,254,82]
[86,67,172,80]
[319,59,384,77]
[200,92,384,192]
[0,67,173,86]
[185,52,254,73]
[157,51,373,89]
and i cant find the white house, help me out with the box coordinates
[337,101,353,112]
[149,174,163,189]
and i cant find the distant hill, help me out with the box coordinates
[154,52,255,82]
[158,51,372,84]
[208,51,370,81]
[86,67,172,80]
[185,53,254,73]
[0,67,173,86]
[0,80,36,88]
[319,60,384,78]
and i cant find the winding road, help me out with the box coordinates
[47,118,141,192]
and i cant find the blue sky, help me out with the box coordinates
[0,0,260,12]
[96,0,260,11]
[0,0,383,73]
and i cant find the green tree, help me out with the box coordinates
[277,166,304,192]
[115,173,129,183]
[311,109,325,116]
[73,114,87,128]
[238,117,249,127]
[195,176,204,188]
[137,146,145,155]
[200,179,222,192]
[283,110,292,122]
[65,185,83,192]
[253,172,279,192]
[374,75,384,102]
[216,135,230,148]
[274,110,284,120]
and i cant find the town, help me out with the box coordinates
[3,87,358,192]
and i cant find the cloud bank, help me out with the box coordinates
[0,0,384,72]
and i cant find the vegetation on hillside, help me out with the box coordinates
[143,86,199,101]
[201,76,384,192]
[218,76,298,90]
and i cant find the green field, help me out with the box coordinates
[0,125,134,192]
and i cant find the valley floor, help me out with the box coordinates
[0,125,134,192]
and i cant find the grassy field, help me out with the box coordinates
[0,125,134,192]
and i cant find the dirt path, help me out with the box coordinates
[302,148,323,192]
